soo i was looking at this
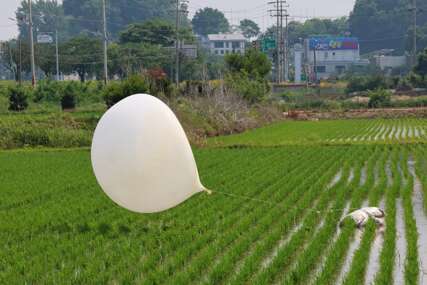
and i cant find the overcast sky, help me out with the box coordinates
[0,0,356,41]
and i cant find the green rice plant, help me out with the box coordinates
[342,220,377,285]
[165,148,346,285]
[374,147,399,285]
[251,148,371,285]
[312,146,382,285]
[400,148,420,285]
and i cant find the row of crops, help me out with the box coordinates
[208,118,427,146]
[1,144,427,283]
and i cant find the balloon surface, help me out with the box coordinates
[91,94,206,213]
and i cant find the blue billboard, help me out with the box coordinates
[308,37,359,51]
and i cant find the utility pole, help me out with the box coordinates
[102,0,108,84]
[175,0,180,86]
[269,0,288,83]
[174,0,188,86]
[284,12,289,82]
[55,30,59,81]
[279,0,283,83]
[313,47,317,83]
[412,0,417,66]
[28,0,36,87]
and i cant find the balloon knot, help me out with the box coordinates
[204,188,213,195]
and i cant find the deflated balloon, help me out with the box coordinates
[91,94,207,213]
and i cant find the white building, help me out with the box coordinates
[304,37,369,80]
[375,55,407,71]
[207,33,247,56]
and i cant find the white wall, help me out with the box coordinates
[306,49,360,63]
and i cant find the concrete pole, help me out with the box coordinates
[102,0,108,84]
[413,0,417,66]
[175,0,180,86]
[55,30,59,81]
[28,0,36,87]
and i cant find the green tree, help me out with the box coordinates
[349,0,414,54]
[261,17,349,48]
[406,23,427,54]
[240,19,260,39]
[119,20,174,45]
[108,43,170,79]
[192,8,229,36]
[35,43,57,77]
[62,0,177,39]
[16,0,68,40]
[61,36,102,82]
[0,40,31,82]
[225,48,271,80]
[224,48,271,103]
[414,48,427,80]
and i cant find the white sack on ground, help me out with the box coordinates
[340,207,385,228]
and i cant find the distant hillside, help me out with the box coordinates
[349,0,427,54]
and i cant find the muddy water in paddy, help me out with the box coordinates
[308,203,352,285]
[365,200,386,285]
[336,201,369,284]
[408,159,427,284]
[328,170,342,189]
[336,228,364,284]
[348,168,355,184]
[414,127,420,138]
[394,198,407,285]
[386,160,393,187]
[360,165,367,186]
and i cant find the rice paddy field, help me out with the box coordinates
[1,118,427,284]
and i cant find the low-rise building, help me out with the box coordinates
[206,33,247,56]
[304,36,369,80]
[375,55,407,71]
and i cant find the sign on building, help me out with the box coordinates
[309,37,359,51]
[37,34,53,44]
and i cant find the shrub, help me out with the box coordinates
[8,85,29,111]
[368,89,391,108]
[61,83,77,110]
[104,75,149,107]
[396,77,413,91]
[33,80,62,103]
[346,75,388,94]
[225,72,268,103]
[408,72,427,88]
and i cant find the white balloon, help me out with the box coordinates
[91,94,207,214]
